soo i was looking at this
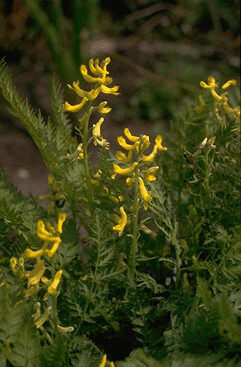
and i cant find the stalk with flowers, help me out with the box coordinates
[0,57,240,367]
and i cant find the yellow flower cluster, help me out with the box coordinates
[200,76,240,118]
[64,57,119,150]
[112,128,167,235]
[10,213,66,298]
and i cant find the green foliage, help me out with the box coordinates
[0,285,41,367]
[0,59,240,367]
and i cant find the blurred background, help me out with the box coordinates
[0,0,240,196]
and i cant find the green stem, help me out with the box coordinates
[173,236,181,288]
[52,294,59,337]
[72,213,101,338]
[82,105,95,215]
[130,171,139,280]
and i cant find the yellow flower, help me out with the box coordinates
[100,84,120,95]
[139,135,150,152]
[124,128,139,142]
[67,81,100,101]
[27,259,45,288]
[80,57,113,85]
[113,207,127,236]
[37,219,60,242]
[117,136,137,151]
[126,177,134,186]
[92,117,110,149]
[93,117,104,138]
[223,100,240,117]
[41,276,51,285]
[142,145,158,163]
[57,212,67,234]
[145,166,159,181]
[222,79,237,89]
[200,75,217,89]
[97,101,112,114]
[58,324,74,333]
[45,238,61,258]
[155,135,167,151]
[116,150,133,163]
[99,355,107,367]
[25,283,39,298]
[34,306,52,329]
[210,88,223,102]
[48,270,63,295]
[200,76,224,102]
[10,257,17,274]
[64,97,88,112]
[138,177,152,210]
[80,64,103,83]
[89,57,111,79]
[23,248,44,259]
[113,162,138,175]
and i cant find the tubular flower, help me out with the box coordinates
[67,81,100,101]
[10,257,17,274]
[100,84,120,95]
[34,306,52,329]
[200,76,240,119]
[92,117,110,149]
[37,220,60,242]
[113,162,138,175]
[135,135,150,153]
[126,177,134,186]
[155,135,167,151]
[145,166,159,181]
[222,79,237,89]
[210,88,223,102]
[27,259,45,288]
[98,354,115,367]
[116,150,133,163]
[142,145,158,163]
[80,57,112,84]
[97,101,112,114]
[223,100,240,117]
[45,238,61,258]
[124,128,139,142]
[113,207,127,237]
[48,270,63,295]
[64,97,88,112]
[200,76,223,101]
[23,248,44,259]
[58,324,74,333]
[200,75,217,89]
[117,136,137,151]
[57,212,67,234]
[138,177,152,210]
[99,355,107,367]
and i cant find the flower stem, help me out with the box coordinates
[130,171,139,280]
[52,294,59,337]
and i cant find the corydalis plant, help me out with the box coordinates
[63,57,168,280]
